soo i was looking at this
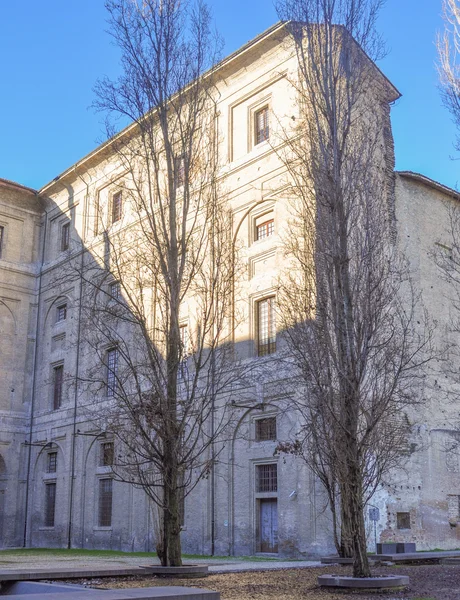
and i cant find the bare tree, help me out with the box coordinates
[439,0,460,150]
[68,0,238,567]
[275,1,432,578]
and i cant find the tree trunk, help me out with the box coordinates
[339,498,354,558]
[163,476,182,566]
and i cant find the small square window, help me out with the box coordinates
[256,464,277,493]
[255,106,269,145]
[61,223,70,252]
[109,281,120,300]
[112,191,122,223]
[100,441,114,467]
[56,304,67,323]
[0,225,4,258]
[255,417,277,442]
[53,365,64,410]
[47,452,57,473]
[256,219,274,241]
[396,512,411,529]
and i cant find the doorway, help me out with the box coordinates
[259,498,278,553]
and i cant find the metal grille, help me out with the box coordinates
[56,304,67,322]
[98,478,113,527]
[176,155,186,187]
[180,325,188,356]
[44,483,56,527]
[61,223,70,251]
[110,281,120,300]
[112,191,122,223]
[257,297,276,356]
[256,219,274,240]
[100,442,114,467]
[0,225,4,258]
[256,464,277,493]
[107,348,118,397]
[53,365,63,410]
[255,417,277,442]
[255,106,269,144]
[47,452,57,473]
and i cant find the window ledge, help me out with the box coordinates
[93,526,113,531]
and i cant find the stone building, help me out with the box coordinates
[1,23,460,557]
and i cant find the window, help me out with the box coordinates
[256,219,274,241]
[256,464,278,493]
[107,348,118,397]
[98,478,113,527]
[44,482,56,527]
[255,106,269,145]
[109,281,120,300]
[179,324,189,357]
[257,297,276,356]
[0,225,4,258]
[255,417,277,442]
[53,365,64,410]
[175,155,186,187]
[56,304,67,323]
[112,191,122,223]
[100,441,114,467]
[61,222,70,252]
[397,512,411,529]
[47,452,57,473]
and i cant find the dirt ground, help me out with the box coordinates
[66,564,460,600]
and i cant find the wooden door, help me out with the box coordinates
[0,489,4,547]
[259,498,278,553]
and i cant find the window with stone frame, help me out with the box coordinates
[257,296,276,356]
[98,478,113,527]
[109,281,121,301]
[100,441,114,467]
[53,364,64,410]
[254,106,269,145]
[175,154,186,187]
[111,191,122,223]
[255,417,277,442]
[106,348,118,397]
[256,219,274,241]
[44,482,56,527]
[61,222,70,252]
[47,452,57,474]
[396,512,411,529]
[256,463,278,493]
[56,304,67,323]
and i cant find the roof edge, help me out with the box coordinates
[397,171,460,201]
[0,177,38,196]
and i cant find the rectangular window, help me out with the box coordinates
[0,225,4,258]
[61,222,70,252]
[112,191,122,223]
[256,219,274,240]
[107,348,118,397]
[396,512,411,529]
[100,441,114,467]
[257,297,276,356]
[56,304,67,323]
[109,281,120,300]
[98,478,113,527]
[53,365,64,410]
[180,324,188,356]
[255,417,277,442]
[47,452,57,473]
[44,482,56,527]
[176,155,186,187]
[256,464,278,493]
[255,106,269,145]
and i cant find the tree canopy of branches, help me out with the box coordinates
[439,0,460,150]
[77,0,236,567]
[276,0,431,578]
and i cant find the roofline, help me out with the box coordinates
[39,21,288,195]
[0,177,38,196]
[397,171,460,201]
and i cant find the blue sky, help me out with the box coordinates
[0,0,457,191]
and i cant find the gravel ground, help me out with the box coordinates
[64,564,460,600]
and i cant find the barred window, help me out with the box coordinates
[53,365,64,410]
[56,304,67,323]
[257,297,276,356]
[44,482,56,527]
[61,222,70,252]
[255,106,269,145]
[109,281,120,300]
[98,478,113,527]
[255,417,277,442]
[0,225,4,258]
[107,348,118,397]
[180,324,188,356]
[256,464,278,493]
[47,452,57,473]
[176,155,186,187]
[112,191,122,223]
[100,442,114,467]
[256,219,274,241]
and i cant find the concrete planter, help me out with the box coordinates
[140,565,209,578]
[318,574,410,589]
[396,543,416,553]
[376,543,397,554]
